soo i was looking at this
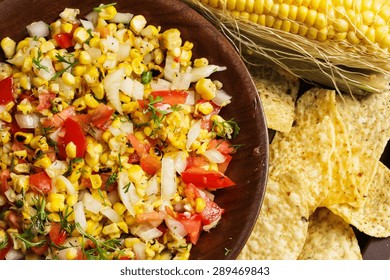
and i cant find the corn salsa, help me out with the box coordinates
[0,3,239,260]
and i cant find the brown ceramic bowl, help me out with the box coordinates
[0,0,269,259]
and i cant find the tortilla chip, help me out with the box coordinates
[335,91,390,200]
[238,170,309,260]
[270,88,337,213]
[328,162,390,238]
[298,207,362,260]
[248,63,299,133]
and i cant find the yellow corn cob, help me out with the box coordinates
[199,0,390,47]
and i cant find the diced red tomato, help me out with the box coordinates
[127,133,147,155]
[41,106,76,128]
[128,153,140,164]
[17,90,36,103]
[207,139,235,155]
[54,33,74,49]
[29,171,52,194]
[151,90,188,106]
[61,117,87,158]
[140,153,161,175]
[181,167,235,189]
[185,156,208,170]
[89,103,114,131]
[0,169,10,194]
[0,76,14,105]
[36,92,56,111]
[184,183,224,225]
[49,222,68,246]
[136,211,165,228]
[0,240,12,260]
[30,242,49,255]
[177,213,202,245]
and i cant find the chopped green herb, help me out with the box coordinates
[212,118,240,139]
[93,2,117,13]
[32,50,49,72]
[51,53,79,81]
[141,71,152,84]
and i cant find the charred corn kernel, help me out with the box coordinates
[66,194,78,207]
[194,57,209,67]
[13,150,27,160]
[68,170,82,183]
[65,142,77,159]
[0,131,11,144]
[73,27,90,44]
[62,72,76,86]
[47,193,65,212]
[162,28,182,50]
[102,222,120,236]
[0,111,11,123]
[197,102,214,115]
[40,41,55,53]
[113,202,127,215]
[29,135,44,149]
[122,101,139,114]
[14,132,33,144]
[84,66,100,84]
[72,96,86,111]
[22,56,33,72]
[84,93,99,108]
[90,174,102,189]
[19,75,31,90]
[117,221,128,233]
[81,165,92,179]
[61,22,74,33]
[195,78,216,100]
[36,137,49,151]
[78,50,92,65]
[91,83,105,99]
[131,57,145,75]
[17,99,33,114]
[11,174,29,193]
[130,15,147,34]
[34,155,52,169]
[1,37,16,58]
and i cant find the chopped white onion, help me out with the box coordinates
[165,217,187,238]
[85,11,99,27]
[118,171,137,216]
[151,78,171,91]
[117,43,131,62]
[138,227,163,242]
[104,68,125,114]
[101,207,121,223]
[171,72,191,90]
[110,12,133,23]
[5,248,24,260]
[26,21,50,38]
[56,175,77,195]
[45,161,68,179]
[79,19,94,31]
[86,47,102,60]
[120,76,134,96]
[146,174,159,197]
[164,54,180,82]
[57,247,78,260]
[49,127,62,142]
[161,156,177,203]
[34,57,56,80]
[189,65,226,83]
[203,216,221,232]
[174,151,187,174]
[108,126,121,137]
[0,105,6,113]
[74,201,87,231]
[120,121,133,135]
[14,113,40,129]
[204,148,226,164]
[82,192,102,214]
[133,242,146,260]
[186,120,202,150]
[132,80,144,100]
[212,89,232,107]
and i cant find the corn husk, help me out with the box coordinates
[181,0,390,95]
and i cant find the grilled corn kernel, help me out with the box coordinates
[195,78,216,100]
[196,102,214,115]
[66,194,78,207]
[65,142,77,159]
[14,132,33,145]
[47,193,65,212]
[34,155,52,169]
[84,93,99,108]
[113,202,127,215]
[1,37,16,58]
[0,131,11,144]
[130,15,147,34]
[13,150,28,160]
[62,72,76,86]
[73,27,90,44]
[99,5,117,20]
[72,96,86,111]
[102,222,120,236]
[90,174,102,189]
[0,111,11,123]
[195,197,206,213]
[91,83,105,99]
[162,28,182,50]
[78,50,92,65]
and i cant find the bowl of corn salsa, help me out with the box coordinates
[0,0,268,260]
